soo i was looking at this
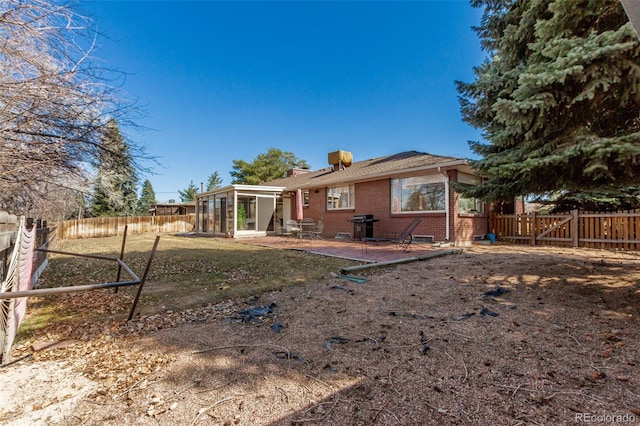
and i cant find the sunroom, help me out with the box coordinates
[194,185,285,238]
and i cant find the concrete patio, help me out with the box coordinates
[234,235,459,265]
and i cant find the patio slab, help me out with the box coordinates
[234,236,455,264]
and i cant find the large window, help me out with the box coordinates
[327,185,354,209]
[236,195,256,230]
[457,172,484,214]
[391,176,446,213]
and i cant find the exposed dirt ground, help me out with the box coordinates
[2,244,639,425]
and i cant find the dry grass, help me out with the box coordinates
[19,234,359,338]
[2,238,640,425]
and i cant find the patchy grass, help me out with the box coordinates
[15,303,75,340]
[21,234,359,337]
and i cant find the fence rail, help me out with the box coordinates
[490,210,640,250]
[58,215,195,239]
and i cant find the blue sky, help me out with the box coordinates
[84,1,486,202]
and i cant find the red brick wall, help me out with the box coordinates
[455,215,489,243]
[301,177,449,241]
[449,170,489,244]
[297,170,489,244]
[304,188,356,237]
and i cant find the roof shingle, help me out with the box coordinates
[266,151,467,191]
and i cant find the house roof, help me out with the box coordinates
[197,184,286,198]
[266,151,472,191]
[153,201,196,208]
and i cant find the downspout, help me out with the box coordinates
[233,191,238,237]
[439,168,451,241]
[195,195,199,233]
[445,179,450,241]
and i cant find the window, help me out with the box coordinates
[302,190,309,207]
[391,176,445,213]
[457,173,484,214]
[458,195,484,214]
[327,185,354,209]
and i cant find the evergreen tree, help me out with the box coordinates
[178,180,199,202]
[137,179,157,215]
[91,119,138,216]
[230,147,309,184]
[457,0,640,210]
[206,171,224,191]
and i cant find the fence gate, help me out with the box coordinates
[490,210,579,247]
[490,209,640,250]
[532,211,578,246]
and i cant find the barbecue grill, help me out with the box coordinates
[349,214,379,240]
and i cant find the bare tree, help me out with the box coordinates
[0,0,146,218]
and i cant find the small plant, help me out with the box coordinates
[237,202,247,230]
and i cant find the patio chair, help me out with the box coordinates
[361,218,422,253]
[308,218,324,239]
[284,219,302,239]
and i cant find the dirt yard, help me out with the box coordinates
[1,243,639,425]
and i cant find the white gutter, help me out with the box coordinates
[196,184,286,199]
[445,180,450,241]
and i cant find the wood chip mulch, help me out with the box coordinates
[2,244,639,425]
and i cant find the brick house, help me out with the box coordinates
[150,201,196,216]
[194,150,487,245]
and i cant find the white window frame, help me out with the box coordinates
[390,175,447,214]
[327,184,355,210]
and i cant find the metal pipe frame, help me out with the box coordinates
[0,235,161,322]
[0,251,140,300]
[114,225,128,293]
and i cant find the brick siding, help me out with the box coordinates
[294,169,488,244]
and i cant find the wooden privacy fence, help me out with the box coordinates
[58,215,195,239]
[490,210,640,250]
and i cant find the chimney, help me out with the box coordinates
[328,150,353,171]
[287,168,312,177]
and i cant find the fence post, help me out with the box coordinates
[114,225,128,294]
[572,209,579,247]
[530,211,536,246]
[487,211,497,235]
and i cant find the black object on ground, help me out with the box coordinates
[330,271,367,284]
[419,331,430,354]
[274,351,303,361]
[480,306,500,317]
[455,312,476,321]
[323,336,349,350]
[484,287,508,297]
[355,335,387,347]
[323,364,338,374]
[236,302,276,323]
